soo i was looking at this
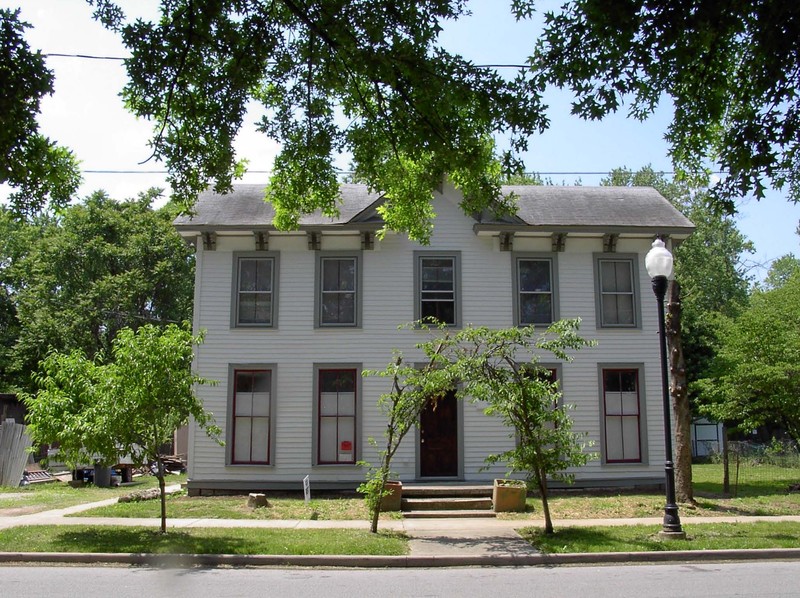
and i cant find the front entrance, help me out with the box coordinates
[419,388,459,477]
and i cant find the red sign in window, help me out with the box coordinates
[340,441,352,452]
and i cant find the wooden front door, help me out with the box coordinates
[419,389,459,477]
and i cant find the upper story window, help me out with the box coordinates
[317,255,359,327]
[513,255,558,326]
[232,253,278,328]
[594,255,639,328]
[414,252,461,327]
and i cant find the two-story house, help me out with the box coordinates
[174,181,694,495]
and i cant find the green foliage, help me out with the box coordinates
[89,1,547,242]
[762,253,800,291]
[527,1,800,210]
[23,324,221,532]
[0,9,81,216]
[24,324,219,468]
[695,273,800,445]
[602,166,753,385]
[359,325,457,532]
[7,190,194,390]
[444,320,596,534]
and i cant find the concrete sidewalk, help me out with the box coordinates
[2,495,800,567]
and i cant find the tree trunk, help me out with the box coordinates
[722,424,730,495]
[666,280,695,504]
[536,469,553,535]
[157,455,167,534]
[370,468,387,534]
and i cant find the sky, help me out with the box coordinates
[3,0,799,281]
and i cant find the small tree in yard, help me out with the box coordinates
[359,327,456,533]
[447,320,596,535]
[24,323,220,533]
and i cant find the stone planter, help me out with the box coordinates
[492,479,527,512]
[380,480,402,512]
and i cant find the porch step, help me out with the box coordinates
[401,497,493,511]
[402,484,493,498]
[403,509,497,519]
[397,484,496,518]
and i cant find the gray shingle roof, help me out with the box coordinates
[496,185,694,230]
[173,183,694,233]
[172,184,382,228]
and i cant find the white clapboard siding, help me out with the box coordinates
[187,186,671,487]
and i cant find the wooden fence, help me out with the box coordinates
[0,419,32,487]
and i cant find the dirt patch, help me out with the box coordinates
[0,506,40,516]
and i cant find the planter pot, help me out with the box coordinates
[493,479,527,512]
[380,480,402,512]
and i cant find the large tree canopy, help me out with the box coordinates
[7,190,194,390]
[526,0,800,212]
[696,272,800,446]
[89,0,547,243]
[0,9,81,216]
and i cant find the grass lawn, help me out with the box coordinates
[519,521,800,554]
[0,474,186,516]
[0,525,408,555]
[73,491,398,520]
[501,463,800,520]
[8,463,799,523]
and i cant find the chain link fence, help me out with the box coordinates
[703,439,800,496]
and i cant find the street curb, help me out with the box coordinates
[1,548,799,568]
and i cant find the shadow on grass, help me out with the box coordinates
[519,526,673,554]
[692,497,774,517]
[50,528,248,555]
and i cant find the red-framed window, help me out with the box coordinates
[317,369,357,464]
[232,369,272,464]
[602,369,642,463]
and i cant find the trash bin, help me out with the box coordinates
[93,464,112,487]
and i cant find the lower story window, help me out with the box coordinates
[602,369,641,463]
[318,368,357,464]
[232,369,272,464]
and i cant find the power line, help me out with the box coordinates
[44,52,531,70]
[82,169,723,176]
[44,52,126,61]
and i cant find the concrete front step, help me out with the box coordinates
[402,485,493,498]
[402,497,493,511]
[403,509,497,519]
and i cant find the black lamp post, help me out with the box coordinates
[645,238,685,538]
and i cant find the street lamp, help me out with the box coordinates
[645,238,686,539]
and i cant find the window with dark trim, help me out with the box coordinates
[234,256,275,327]
[319,256,357,326]
[317,369,357,464]
[415,253,460,326]
[231,369,272,464]
[602,369,642,463]
[596,257,637,327]
[515,256,556,326]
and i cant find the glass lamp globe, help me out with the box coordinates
[645,238,674,279]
